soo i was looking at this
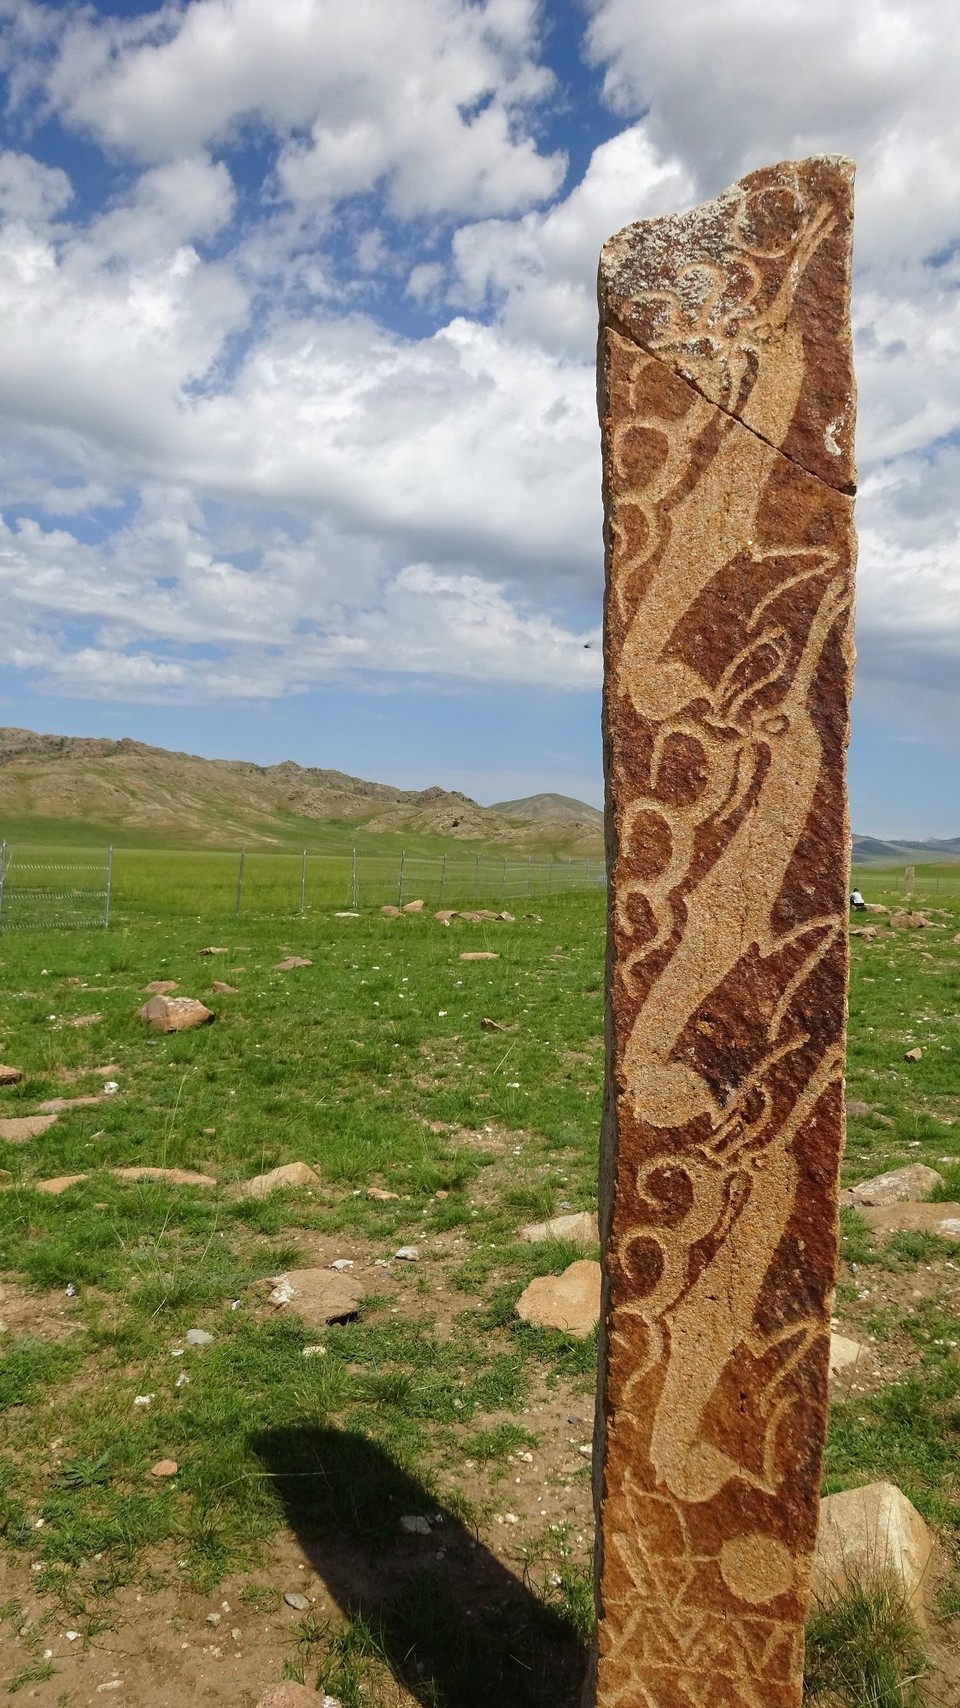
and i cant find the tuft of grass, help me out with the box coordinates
[803,1576,927,1706]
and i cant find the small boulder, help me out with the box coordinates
[904,1046,923,1061]
[845,1099,872,1118]
[199,946,229,955]
[460,951,499,962]
[282,1591,311,1611]
[366,1186,400,1201]
[519,1210,599,1247]
[137,994,214,1033]
[480,1017,509,1032]
[811,1482,933,1618]
[401,899,424,913]
[36,1094,108,1113]
[241,1162,320,1199]
[516,1260,601,1338]
[150,1459,178,1478]
[210,980,239,994]
[275,956,312,970]
[381,905,401,917]
[890,910,929,930]
[265,1267,361,1327]
[0,1065,24,1086]
[850,1164,944,1208]
[434,910,457,925]
[0,1114,58,1144]
[143,980,178,995]
[69,1012,101,1028]
[865,902,889,913]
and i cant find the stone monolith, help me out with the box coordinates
[592,157,857,1707]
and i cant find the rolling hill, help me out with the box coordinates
[0,728,604,855]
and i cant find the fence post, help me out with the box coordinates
[299,848,307,916]
[351,846,358,909]
[398,850,406,906]
[439,852,447,904]
[500,857,507,901]
[0,840,6,922]
[473,853,480,899]
[103,845,113,929]
[235,848,245,918]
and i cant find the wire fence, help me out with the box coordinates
[0,843,605,930]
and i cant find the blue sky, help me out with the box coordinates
[0,0,958,833]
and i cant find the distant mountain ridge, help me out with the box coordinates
[489,792,603,827]
[852,832,960,864]
[0,727,604,854]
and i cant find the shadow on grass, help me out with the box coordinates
[252,1424,587,1708]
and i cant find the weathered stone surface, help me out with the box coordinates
[850,1164,944,1208]
[0,1114,58,1143]
[143,980,178,994]
[137,994,214,1031]
[112,1166,217,1186]
[519,1210,599,1247]
[516,1260,601,1336]
[241,1161,320,1198]
[592,158,857,1708]
[891,910,929,930]
[811,1482,933,1617]
[36,1094,108,1112]
[35,1174,89,1195]
[401,898,424,913]
[460,951,499,962]
[904,1045,923,1061]
[264,1267,361,1326]
[0,1065,23,1086]
[859,1200,960,1241]
[275,956,312,970]
[828,1334,871,1379]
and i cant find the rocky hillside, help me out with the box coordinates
[0,728,604,853]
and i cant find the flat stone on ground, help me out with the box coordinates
[137,994,214,1032]
[35,1174,89,1196]
[112,1167,217,1187]
[36,1094,109,1113]
[519,1210,599,1247]
[401,899,424,913]
[199,946,229,955]
[143,980,178,994]
[859,1200,960,1241]
[829,1334,872,1379]
[844,1099,872,1118]
[460,951,499,961]
[0,1114,59,1144]
[275,957,312,970]
[812,1482,933,1617]
[265,1267,362,1326]
[241,1161,320,1198]
[515,1260,601,1337]
[210,980,239,993]
[0,1066,23,1086]
[851,1164,945,1208]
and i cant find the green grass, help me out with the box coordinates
[804,1577,927,1706]
[0,854,957,1701]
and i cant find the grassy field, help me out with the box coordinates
[0,856,956,1704]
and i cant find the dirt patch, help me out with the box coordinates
[0,1278,82,1342]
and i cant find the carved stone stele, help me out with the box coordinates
[591,158,857,1708]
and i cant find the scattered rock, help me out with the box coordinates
[256,1686,342,1708]
[497,911,516,922]
[812,1482,933,1618]
[380,905,401,917]
[0,1114,58,1144]
[241,1161,320,1198]
[401,899,424,913]
[865,902,889,913]
[0,1066,23,1086]
[199,946,229,955]
[460,951,499,962]
[904,1046,923,1062]
[185,1328,215,1347]
[70,1013,102,1028]
[890,910,930,930]
[525,913,543,923]
[150,1459,178,1478]
[282,1591,311,1611]
[210,980,239,994]
[112,1167,216,1187]
[434,910,457,924]
[265,1267,361,1327]
[36,1094,109,1113]
[844,1099,872,1119]
[850,1164,944,1208]
[859,1200,960,1241]
[366,1186,400,1201]
[35,1174,89,1196]
[137,995,214,1032]
[480,1017,509,1032]
[829,1334,872,1379]
[334,911,359,918]
[519,1210,599,1247]
[515,1260,601,1338]
[275,957,312,971]
[394,1246,419,1261]
[456,911,482,923]
[400,1515,431,1535]
[143,980,178,994]
[850,925,878,941]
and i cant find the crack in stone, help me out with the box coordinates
[604,308,857,499]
